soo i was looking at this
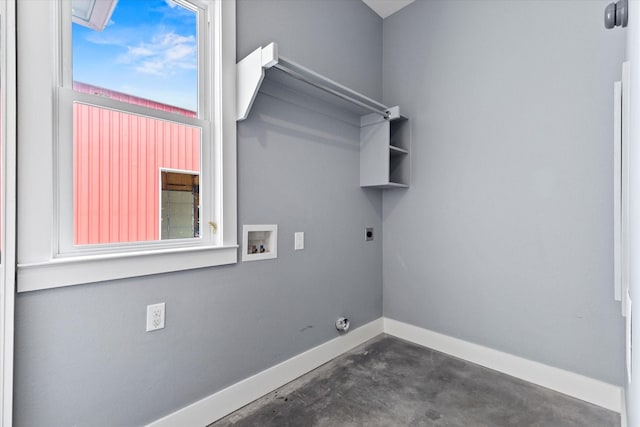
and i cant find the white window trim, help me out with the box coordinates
[16,0,237,292]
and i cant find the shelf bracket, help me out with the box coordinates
[236,42,391,122]
[236,43,279,121]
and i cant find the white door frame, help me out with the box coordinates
[1,0,17,425]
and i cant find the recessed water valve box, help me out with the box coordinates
[242,224,278,262]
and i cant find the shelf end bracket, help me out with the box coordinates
[237,43,280,121]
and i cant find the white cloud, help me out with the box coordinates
[114,29,196,78]
[159,32,194,47]
[165,43,195,62]
[135,60,165,76]
[128,46,154,57]
[86,31,127,45]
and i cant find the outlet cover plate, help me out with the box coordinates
[146,303,166,332]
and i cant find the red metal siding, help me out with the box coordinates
[74,103,200,245]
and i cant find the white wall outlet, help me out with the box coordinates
[146,303,166,332]
[294,232,304,250]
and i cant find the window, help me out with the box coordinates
[160,170,200,240]
[16,0,237,291]
[68,0,204,247]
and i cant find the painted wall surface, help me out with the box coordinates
[237,0,382,101]
[382,0,626,385]
[13,1,383,426]
[626,1,640,424]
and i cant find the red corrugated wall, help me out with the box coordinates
[73,87,200,245]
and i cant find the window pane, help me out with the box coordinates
[73,102,201,245]
[72,0,198,115]
[161,171,199,239]
[71,0,96,22]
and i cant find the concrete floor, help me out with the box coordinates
[212,335,620,427]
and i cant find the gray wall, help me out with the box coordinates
[382,0,626,385]
[13,1,383,426]
[14,0,628,425]
[238,0,382,101]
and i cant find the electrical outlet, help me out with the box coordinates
[146,303,165,332]
[365,227,374,241]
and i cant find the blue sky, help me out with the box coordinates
[73,0,198,111]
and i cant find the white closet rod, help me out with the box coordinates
[274,56,390,120]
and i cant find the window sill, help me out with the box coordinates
[17,245,238,292]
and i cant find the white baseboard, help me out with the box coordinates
[146,318,384,427]
[383,317,623,413]
[148,316,622,426]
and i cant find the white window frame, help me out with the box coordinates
[16,0,237,292]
